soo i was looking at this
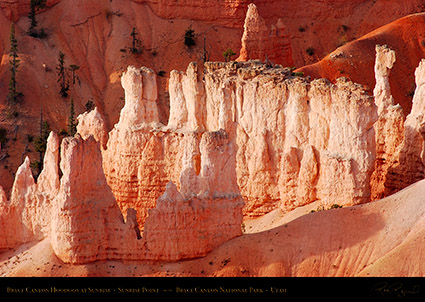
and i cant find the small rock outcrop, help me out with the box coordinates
[76,107,108,149]
[236,3,293,67]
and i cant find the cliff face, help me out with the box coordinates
[0,0,424,196]
[2,47,425,265]
[102,61,377,221]
[0,128,243,263]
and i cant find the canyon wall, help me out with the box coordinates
[2,44,425,264]
[102,60,377,223]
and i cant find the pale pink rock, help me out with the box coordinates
[143,129,243,260]
[105,61,378,219]
[76,107,108,149]
[167,70,189,130]
[9,157,35,209]
[143,186,244,261]
[50,135,142,263]
[370,45,405,200]
[104,66,170,228]
[383,59,425,196]
[37,131,60,198]
[168,63,206,131]
[0,157,37,249]
[373,44,397,116]
[118,66,160,129]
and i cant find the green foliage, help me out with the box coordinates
[223,48,236,62]
[292,71,304,77]
[68,98,77,137]
[184,26,196,48]
[34,120,50,154]
[57,51,69,98]
[7,23,23,105]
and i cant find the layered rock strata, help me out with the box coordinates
[103,61,377,222]
[0,130,243,263]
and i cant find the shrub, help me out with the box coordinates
[85,99,95,112]
[306,47,315,56]
[0,128,8,148]
[223,48,236,62]
[184,27,196,48]
[292,71,304,77]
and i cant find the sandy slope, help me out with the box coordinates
[1,179,425,277]
[298,13,425,116]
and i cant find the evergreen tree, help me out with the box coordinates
[130,27,142,54]
[57,51,69,98]
[68,98,77,137]
[28,0,47,37]
[34,109,50,175]
[7,23,22,104]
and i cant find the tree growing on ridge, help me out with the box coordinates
[130,27,142,54]
[68,98,77,137]
[7,23,23,105]
[33,109,50,176]
[57,51,69,98]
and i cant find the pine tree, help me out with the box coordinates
[68,98,77,137]
[7,23,22,104]
[28,0,47,37]
[130,27,142,54]
[34,109,50,176]
[57,51,69,98]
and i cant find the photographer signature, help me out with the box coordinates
[371,282,421,298]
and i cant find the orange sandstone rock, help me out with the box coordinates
[237,3,293,66]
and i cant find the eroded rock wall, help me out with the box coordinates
[102,61,377,222]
